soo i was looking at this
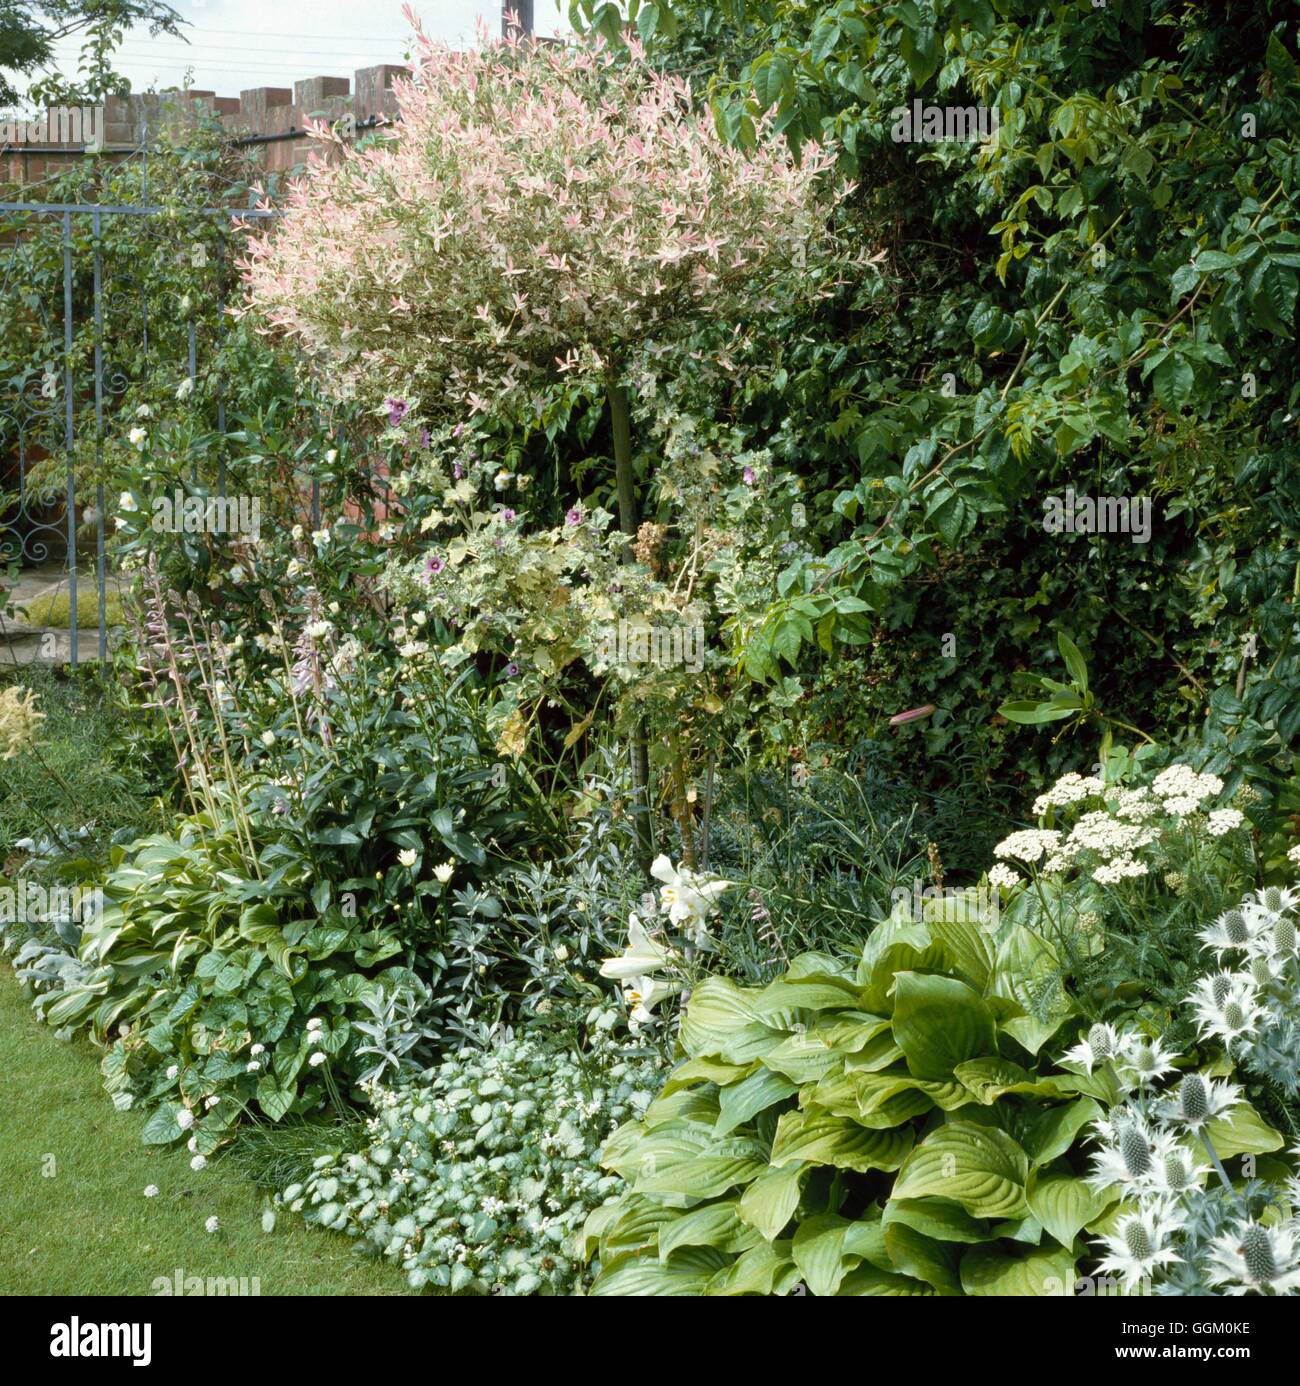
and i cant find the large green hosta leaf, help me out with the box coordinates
[891,972,997,1080]
[657,1199,763,1259]
[892,1121,1031,1218]
[705,1240,800,1295]
[770,1105,913,1173]
[589,1247,732,1296]
[737,1162,806,1240]
[680,977,782,1064]
[960,1243,1077,1297]
[791,1213,891,1296]
[1027,1170,1116,1248]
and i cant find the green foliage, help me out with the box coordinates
[282,1020,664,1295]
[570,0,1300,815]
[582,909,1121,1295]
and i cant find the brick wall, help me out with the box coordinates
[0,63,408,191]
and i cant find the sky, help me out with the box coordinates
[9,1,574,107]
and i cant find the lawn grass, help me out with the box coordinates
[0,967,409,1296]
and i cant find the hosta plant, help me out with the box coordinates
[584,905,1113,1295]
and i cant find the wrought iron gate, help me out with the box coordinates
[0,199,278,667]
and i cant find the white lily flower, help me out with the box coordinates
[626,972,680,1030]
[599,912,672,982]
[649,854,731,927]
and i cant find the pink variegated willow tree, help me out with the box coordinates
[241,10,844,866]
[241,9,841,541]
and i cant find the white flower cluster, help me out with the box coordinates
[1151,764,1224,816]
[992,765,1245,888]
[599,855,733,1030]
[281,1022,663,1295]
[1031,772,1105,816]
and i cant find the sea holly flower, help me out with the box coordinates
[1198,907,1259,958]
[1147,1129,1209,1195]
[1062,1021,1125,1074]
[1159,1073,1242,1133]
[1207,1220,1300,1296]
[1114,1033,1180,1090]
[1095,1201,1186,1292]
[1188,975,1263,1047]
[1088,1115,1159,1196]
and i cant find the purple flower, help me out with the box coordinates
[453,463,464,480]
[452,423,464,439]
[385,397,408,427]
[419,428,430,448]
[742,466,756,485]
[425,555,446,577]
[565,507,583,526]
[504,662,519,678]
[501,508,516,522]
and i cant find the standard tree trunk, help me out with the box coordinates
[606,371,653,871]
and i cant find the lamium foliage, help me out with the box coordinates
[585,905,1114,1295]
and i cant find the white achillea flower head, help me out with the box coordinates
[987,863,1019,890]
[1205,808,1245,836]
[1031,772,1106,816]
[143,1184,159,1198]
[205,1216,220,1234]
[992,829,1063,864]
[1093,856,1150,885]
[176,1108,195,1131]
